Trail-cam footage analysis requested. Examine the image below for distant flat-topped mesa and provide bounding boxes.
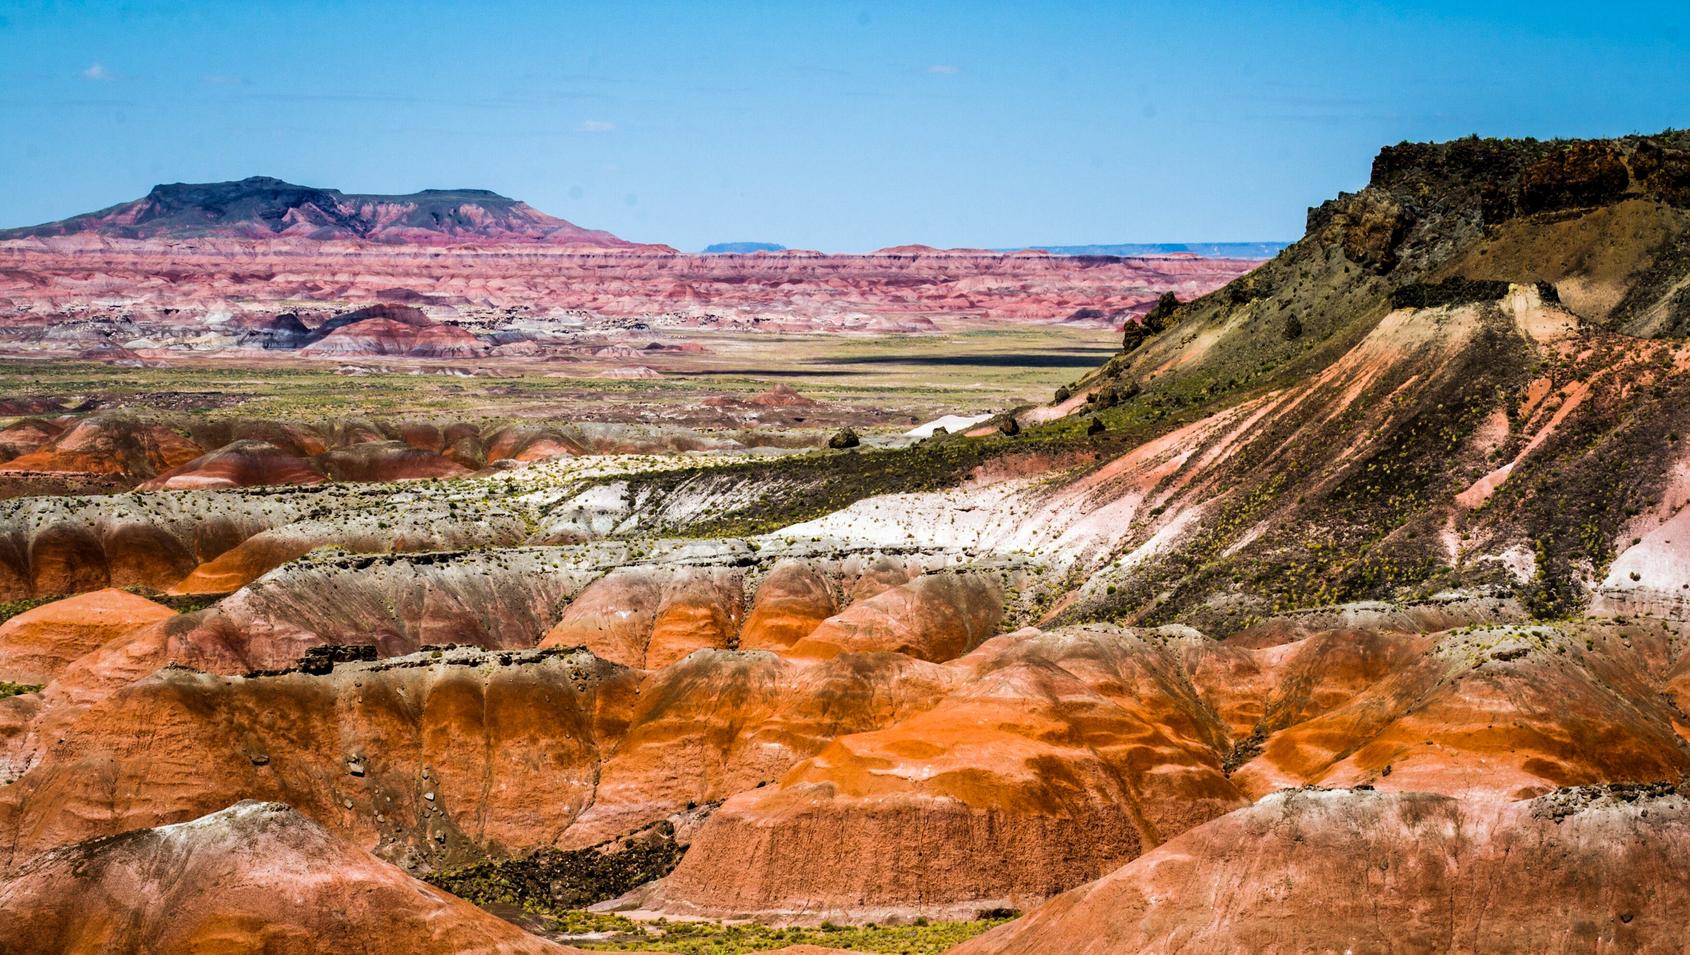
[0,176,645,247]
[0,184,1262,331]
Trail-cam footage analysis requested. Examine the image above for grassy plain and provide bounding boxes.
[0,321,1116,430]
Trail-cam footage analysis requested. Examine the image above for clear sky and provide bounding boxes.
[1,1,1686,250]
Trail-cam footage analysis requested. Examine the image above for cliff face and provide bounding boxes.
[1125,132,1690,387]
[1305,132,1690,327]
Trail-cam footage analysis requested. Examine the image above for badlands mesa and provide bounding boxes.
[0,175,1252,345]
[3,130,1690,955]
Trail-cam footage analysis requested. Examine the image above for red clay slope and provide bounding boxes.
[0,800,578,955]
[951,786,1690,955]
[0,589,175,686]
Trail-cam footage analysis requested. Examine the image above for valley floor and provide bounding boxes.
[0,321,1114,433]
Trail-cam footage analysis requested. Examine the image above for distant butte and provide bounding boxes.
[0,180,1261,334]
[0,176,653,248]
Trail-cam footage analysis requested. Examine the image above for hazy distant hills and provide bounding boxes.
[706,243,1284,258]
[1010,242,1289,258]
[702,241,788,253]
[701,240,1287,258]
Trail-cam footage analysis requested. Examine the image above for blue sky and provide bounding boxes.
[0,1,1686,250]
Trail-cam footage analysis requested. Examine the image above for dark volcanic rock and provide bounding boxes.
[297,643,378,675]
[827,428,860,449]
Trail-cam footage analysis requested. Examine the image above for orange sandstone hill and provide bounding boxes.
[0,589,174,686]
[949,786,1690,955]
[0,801,580,955]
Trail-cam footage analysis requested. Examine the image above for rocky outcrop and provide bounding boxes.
[1007,131,1690,631]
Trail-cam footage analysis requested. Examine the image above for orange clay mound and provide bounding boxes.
[786,572,1004,663]
[0,419,65,463]
[646,569,745,668]
[152,550,586,675]
[561,647,955,847]
[0,413,201,480]
[319,440,469,481]
[0,589,174,685]
[8,518,203,598]
[138,439,327,490]
[540,567,743,669]
[632,617,1690,922]
[166,529,319,595]
[0,639,958,870]
[300,312,489,359]
[484,424,588,462]
[951,786,1690,955]
[0,800,574,955]
[0,646,639,870]
[738,560,839,652]
[642,626,1245,922]
[1227,623,1690,800]
[539,568,664,666]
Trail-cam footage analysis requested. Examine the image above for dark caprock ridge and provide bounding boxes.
[0,176,636,246]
